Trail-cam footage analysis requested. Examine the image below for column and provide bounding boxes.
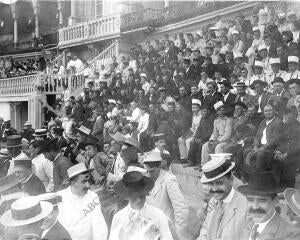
[33,0,40,38]
[69,0,76,25]
[10,2,18,44]
[57,0,63,27]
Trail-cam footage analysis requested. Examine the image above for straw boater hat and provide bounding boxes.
[214,101,224,111]
[114,171,154,198]
[284,188,300,216]
[238,171,283,196]
[143,151,162,163]
[65,163,93,183]
[123,136,140,149]
[0,196,53,227]
[200,153,234,183]
[151,133,166,142]
[14,153,32,168]
[234,82,248,88]
[24,121,32,126]
[33,129,47,137]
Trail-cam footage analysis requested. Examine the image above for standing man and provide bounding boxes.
[238,171,300,240]
[57,163,108,240]
[110,171,174,240]
[13,152,46,196]
[143,151,189,239]
[198,154,248,240]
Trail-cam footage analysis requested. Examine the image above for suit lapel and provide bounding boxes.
[258,213,280,240]
[150,171,164,197]
[218,191,238,234]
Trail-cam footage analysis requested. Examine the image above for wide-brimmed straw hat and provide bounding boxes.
[0,196,53,227]
[284,188,300,217]
[114,171,154,198]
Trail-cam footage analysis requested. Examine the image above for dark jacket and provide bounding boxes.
[42,221,72,240]
[21,174,46,196]
[53,154,73,191]
[254,91,274,113]
[194,113,215,142]
[253,116,284,147]
[223,92,237,117]
[203,91,223,110]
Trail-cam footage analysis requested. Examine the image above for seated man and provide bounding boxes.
[178,99,201,162]
[186,104,214,167]
[201,101,233,166]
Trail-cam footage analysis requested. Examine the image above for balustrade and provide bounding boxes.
[0,74,85,96]
[58,14,121,46]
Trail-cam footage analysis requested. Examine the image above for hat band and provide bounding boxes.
[204,161,232,179]
[11,203,42,220]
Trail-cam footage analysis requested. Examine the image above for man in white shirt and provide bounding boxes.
[140,73,151,95]
[57,163,108,240]
[32,142,54,192]
[110,171,174,240]
[238,171,300,240]
[73,55,84,73]
[125,101,141,122]
[178,99,202,162]
[284,56,300,82]
[266,58,287,87]
[137,105,149,143]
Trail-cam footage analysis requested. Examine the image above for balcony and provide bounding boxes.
[0,73,85,98]
[58,14,121,48]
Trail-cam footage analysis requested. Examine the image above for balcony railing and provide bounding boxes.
[120,8,163,32]
[0,74,85,96]
[161,1,241,25]
[58,14,121,47]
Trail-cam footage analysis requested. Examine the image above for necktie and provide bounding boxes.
[250,223,259,240]
[210,200,224,239]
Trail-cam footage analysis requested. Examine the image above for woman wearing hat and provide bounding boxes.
[109,171,174,240]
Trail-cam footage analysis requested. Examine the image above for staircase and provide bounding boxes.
[86,39,119,73]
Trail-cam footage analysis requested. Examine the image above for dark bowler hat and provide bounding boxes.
[250,80,268,90]
[6,135,23,148]
[234,82,248,88]
[271,77,285,85]
[152,133,166,142]
[218,79,233,89]
[52,127,64,135]
[238,171,283,196]
[0,174,21,193]
[114,171,154,198]
[37,138,58,155]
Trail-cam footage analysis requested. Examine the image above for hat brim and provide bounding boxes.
[284,188,300,217]
[0,180,21,193]
[63,169,94,185]
[200,162,235,183]
[114,177,154,198]
[0,201,53,227]
[6,144,23,148]
[238,184,284,196]
[250,81,268,90]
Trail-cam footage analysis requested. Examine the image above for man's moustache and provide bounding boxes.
[248,208,266,214]
[210,190,224,194]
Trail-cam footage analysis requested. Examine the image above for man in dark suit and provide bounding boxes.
[183,58,195,81]
[40,193,72,240]
[266,108,300,188]
[234,82,255,106]
[52,127,68,149]
[187,104,214,166]
[238,171,300,240]
[146,86,159,104]
[203,81,223,111]
[219,79,236,116]
[282,31,300,57]
[40,139,73,191]
[250,80,274,121]
[13,153,46,196]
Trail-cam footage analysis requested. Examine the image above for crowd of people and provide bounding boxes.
[1,2,300,240]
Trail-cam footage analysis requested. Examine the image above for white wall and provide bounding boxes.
[0,102,11,121]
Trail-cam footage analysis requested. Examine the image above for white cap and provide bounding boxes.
[232,30,239,35]
[287,10,296,17]
[214,101,224,111]
[108,99,116,105]
[288,56,299,63]
[192,99,201,106]
[258,45,267,51]
[270,58,280,65]
[233,52,243,59]
[278,12,286,19]
[252,26,260,32]
[140,73,147,78]
[254,61,264,68]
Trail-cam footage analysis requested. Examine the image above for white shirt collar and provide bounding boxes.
[255,210,276,234]
[223,187,235,204]
[266,116,275,125]
[53,153,61,162]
